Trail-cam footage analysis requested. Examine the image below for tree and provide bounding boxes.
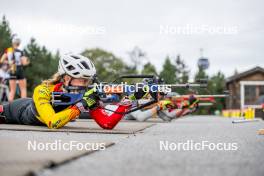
[175,55,189,83]
[24,38,59,96]
[194,69,226,114]
[82,48,133,82]
[208,71,226,112]
[159,56,177,84]
[141,62,157,75]
[127,46,146,72]
[193,65,209,96]
[0,16,12,54]
[208,71,225,94]
[195,66,208,81]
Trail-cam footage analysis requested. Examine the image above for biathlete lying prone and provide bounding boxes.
[105,82,200,122]
[0,54,139,129]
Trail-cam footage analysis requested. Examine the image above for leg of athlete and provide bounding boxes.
[18,79,27,98]
[130,107,157,122]
[1,98,42,125]
[8,79,17,102]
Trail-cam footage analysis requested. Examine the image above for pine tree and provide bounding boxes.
[0,15,12,54]
[159,56,177,84]
[195,66,208,81]
[24,38,59,96]
[175,55,189,83]
[208,71,226,112]
[208,71,225,94]
[193,65,209,96]
[141,62,157,75]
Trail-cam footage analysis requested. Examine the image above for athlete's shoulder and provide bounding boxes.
[14,48,23,53]
[14,48,24,56]
[34,83,54,97]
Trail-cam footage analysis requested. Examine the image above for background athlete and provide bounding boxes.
[0,35,30,102]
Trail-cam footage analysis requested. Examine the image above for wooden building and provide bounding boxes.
[226,66,264,109]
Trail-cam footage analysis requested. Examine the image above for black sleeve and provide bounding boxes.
[20,50,24,57]
[16,49,24,57]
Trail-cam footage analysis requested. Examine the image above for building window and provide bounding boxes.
[244,85,256,105]
[244,85,264,105]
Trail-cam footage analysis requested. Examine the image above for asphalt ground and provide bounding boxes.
[1,115,264,176]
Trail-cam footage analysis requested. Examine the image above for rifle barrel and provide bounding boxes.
[162,84,207,87]
[173,94,229,98]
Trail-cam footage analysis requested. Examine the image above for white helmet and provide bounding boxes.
[12,34,21,44]
[165,92,179,98]
[58,53,96,79]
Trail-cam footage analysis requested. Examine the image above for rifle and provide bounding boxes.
[51,75,157,106]
[51,75,209,114]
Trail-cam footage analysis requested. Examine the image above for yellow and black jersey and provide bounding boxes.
[33,83,80,128]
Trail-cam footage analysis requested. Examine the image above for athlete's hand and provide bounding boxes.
[120,98,132,105]
[128,85,149,100]
[188,95,199,109]
[181,100,189,109]
[82,88,100,109]
[21,56,30,66]
[157,100,173,111]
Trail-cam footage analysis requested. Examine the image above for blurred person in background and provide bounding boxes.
[0,34,30,102]
[0,62,10,102]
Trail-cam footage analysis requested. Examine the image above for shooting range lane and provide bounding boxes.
[0,120,156,134]
[38,116,264,176]
[0,119,157,176]
[78,118,167,123]
[122,118,168,123]
[0,137,114,176]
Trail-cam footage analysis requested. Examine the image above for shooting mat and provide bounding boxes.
[0,120,155,134]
